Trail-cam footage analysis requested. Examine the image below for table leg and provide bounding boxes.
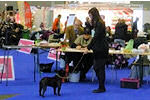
[0,49,6,83]
[33,54,36,82]
[55,51,58,72]
[6,49,9,86]
[139,55,144,86]
[37,48,40,77]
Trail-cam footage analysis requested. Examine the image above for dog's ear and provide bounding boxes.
[48,62,54,66]
[50,62,54,65]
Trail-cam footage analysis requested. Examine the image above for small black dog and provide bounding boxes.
[40,62,54,73]
[39,70,66,97]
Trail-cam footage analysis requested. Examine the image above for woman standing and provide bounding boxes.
[84,7,109,93]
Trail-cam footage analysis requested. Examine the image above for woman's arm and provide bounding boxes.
[87,21,105,50]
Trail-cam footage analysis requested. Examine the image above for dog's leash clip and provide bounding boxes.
[56,73,69,79]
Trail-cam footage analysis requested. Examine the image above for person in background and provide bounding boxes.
[69,27,93,81]
[75,17,83,27]
[132,17,139,35]
[52,14,61,33]
[59,19,84,71]
[106,26,113,43]
[129,32,150,79]
[114,19,128,47]
[64,16,69,33]
[106,26,112,37]
[10,26,22,45]
[0,13,2,23]
[1,11,5,22]
[85,17,92,31]
[40,22,45,30]
[84,7,109,93]
[65,18,84,46]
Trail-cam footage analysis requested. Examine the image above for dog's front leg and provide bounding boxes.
[39,86,42,96]
[57,87,61,96]
[53,87,57,95]
[42,86,47,97]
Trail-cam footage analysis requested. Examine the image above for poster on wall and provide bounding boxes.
[67,14,76,26]
[47,48,60,61]
[111,8,133,31]
[0,56,15,81]
[18,39,34,54]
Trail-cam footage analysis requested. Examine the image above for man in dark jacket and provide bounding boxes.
[10,27,22,45]
[132,17,139,35]
[114,19,128,41]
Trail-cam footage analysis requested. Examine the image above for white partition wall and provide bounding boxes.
[53,6,142,32]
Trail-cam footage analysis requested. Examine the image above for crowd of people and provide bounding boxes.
[51,8,150,93]
[1,7,150,93]
[0,15,23,46]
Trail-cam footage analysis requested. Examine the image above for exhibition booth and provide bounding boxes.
[1,1,150,100]
[12,2,143,32]
[29,2,144,32]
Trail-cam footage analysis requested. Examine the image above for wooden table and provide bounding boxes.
[1,43,61,86]
[2,43,149,86]
[58,47,150,85]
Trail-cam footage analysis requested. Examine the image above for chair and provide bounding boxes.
[106,54,118,83]
[91,64,118,83]
[130,56,150,85]
[110,64,118,83]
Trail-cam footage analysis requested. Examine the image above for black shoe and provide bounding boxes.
[92,88,106,93]
[79,75,86,82]
[79,78,86,82]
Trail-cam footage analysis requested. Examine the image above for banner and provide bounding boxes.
[18,39,34,54]
[0,56,15,81]
[47,48,60,61]
[17,1,32,28]
[24,1,32,28]
[67,14,76,27]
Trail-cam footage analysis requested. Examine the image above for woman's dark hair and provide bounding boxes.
[88,7,104,27]
[84,27,91,35]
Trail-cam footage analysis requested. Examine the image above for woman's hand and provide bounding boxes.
[84,47,88,54]
[76,45,81,50]
[12,35,16,38]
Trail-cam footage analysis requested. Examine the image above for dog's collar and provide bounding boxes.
[56,73,69,79]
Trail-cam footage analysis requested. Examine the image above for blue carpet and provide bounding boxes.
[0,49,150,100]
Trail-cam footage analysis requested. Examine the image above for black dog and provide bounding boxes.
[39,70,66,97]
[40,62,54,73]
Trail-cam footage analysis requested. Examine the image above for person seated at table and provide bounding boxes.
[64,18,84,46]
[129,33,150,79]
[113,19,128,47]
[129,55,150,79]
[10,26,22,45]
[106,26,113,43]
[65,27,93,81]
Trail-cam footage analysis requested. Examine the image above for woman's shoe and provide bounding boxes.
[92,88,106,93]
[79,75,86,82]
